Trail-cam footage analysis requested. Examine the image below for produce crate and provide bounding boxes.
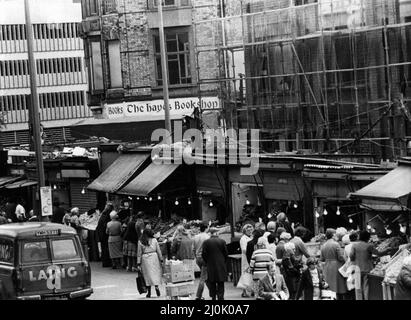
[165,281,195,298]
[163,259,195,284]
[382,281,395,300]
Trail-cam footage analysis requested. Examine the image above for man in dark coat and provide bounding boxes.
[246,229,264,264]
[52,200,66,224]
[202,227,228,300]
[96,202,114,268]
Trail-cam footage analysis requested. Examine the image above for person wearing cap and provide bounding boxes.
[106,210,123,269]
[296,257,327,300]
[202,227,228,300]
[394,256,411,300]
[320,228,347,299]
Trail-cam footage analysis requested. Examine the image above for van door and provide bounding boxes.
[19,239,54,296]
[49,236,88,294]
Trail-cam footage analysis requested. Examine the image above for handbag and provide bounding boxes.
[136,270,147,294]
[237,269,254,290]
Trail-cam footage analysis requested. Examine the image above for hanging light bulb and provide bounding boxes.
[136,197,140,200]
[371,228,376,233]
[128,196,132,200]
[158,195,162,200]
[336,206,341,216]
[385,226,392,235]
[209,200,214,207]
[323,208,328,216]
[315,209,320,218]
[175,199,179,206]
[367,224,372,230]
[149,197,153,202]
[187,198,192,205]
[246,199,250,205]
[349,218,353,224]
[81,187,85,194]
[293,202,298,209]
[53,184,57,190]
[144,197,148,201]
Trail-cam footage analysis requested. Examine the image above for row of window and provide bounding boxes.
[0,23,80,41]
[0,91,88,123]
[0,57,83,76]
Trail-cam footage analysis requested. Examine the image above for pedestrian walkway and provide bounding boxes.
[90,261,254,300]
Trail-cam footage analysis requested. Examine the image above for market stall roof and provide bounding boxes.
[5,179,37,189]
[117,162,179,196]
[87,153,149,193]
[349,165,411,205]
[0,176,24,188]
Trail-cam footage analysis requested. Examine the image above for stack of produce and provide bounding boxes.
[310,233,326,243]
[376,237,402,255]
[370,255,391,277]
[383,247,411,284]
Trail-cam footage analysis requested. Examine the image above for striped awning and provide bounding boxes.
[87,153,149,193]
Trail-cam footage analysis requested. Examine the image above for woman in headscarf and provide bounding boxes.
[106,210,123,269]
[239,223,254,297]
[96,202,114,267]
[137,228,163,298]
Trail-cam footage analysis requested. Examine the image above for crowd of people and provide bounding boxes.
[238,212,411,300]
[1,196,411,300]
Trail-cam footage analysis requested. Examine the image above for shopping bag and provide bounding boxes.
[136,270,147,294]
[338,260,350,278]
[236,271,253,290]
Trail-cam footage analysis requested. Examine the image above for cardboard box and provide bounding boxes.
[163,260,195,283]
[165,281,195,297]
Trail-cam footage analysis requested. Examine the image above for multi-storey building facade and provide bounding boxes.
[79,0,223,143]
[0,0,91,146]
[194,0,411,162]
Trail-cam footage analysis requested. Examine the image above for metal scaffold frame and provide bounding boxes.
[193,0,411,159]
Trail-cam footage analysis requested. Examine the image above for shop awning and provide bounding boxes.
[87,153,149,193]
[0,176,24,188]
[118,162,179,196]
[349,165,411,205]
[5,179,38,189]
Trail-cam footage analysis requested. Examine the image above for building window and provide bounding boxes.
[103,0,117,14]
[154,30,191,86]
[84,0,99,16]
[107,40,122,88]
[90,40,104,91]
[152,0,190,8]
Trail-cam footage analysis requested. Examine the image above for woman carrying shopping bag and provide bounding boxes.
[137,228,163,298]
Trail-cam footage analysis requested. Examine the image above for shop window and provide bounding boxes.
[107,40,122,88]
[154,29,191,86]
[152,0,190,8]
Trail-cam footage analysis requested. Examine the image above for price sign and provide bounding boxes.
[40,186,53,217]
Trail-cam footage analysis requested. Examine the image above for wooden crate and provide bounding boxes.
[165,281,195,297]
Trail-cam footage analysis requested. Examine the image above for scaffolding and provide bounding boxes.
[193,0,411,160]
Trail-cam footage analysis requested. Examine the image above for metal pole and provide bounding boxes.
[158,0,172,144]
[25,0,46,220]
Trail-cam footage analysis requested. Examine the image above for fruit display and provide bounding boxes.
[383,248,411,284]
[370,255,391,277]
[311,233,326,243]
[376,237,402,253]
